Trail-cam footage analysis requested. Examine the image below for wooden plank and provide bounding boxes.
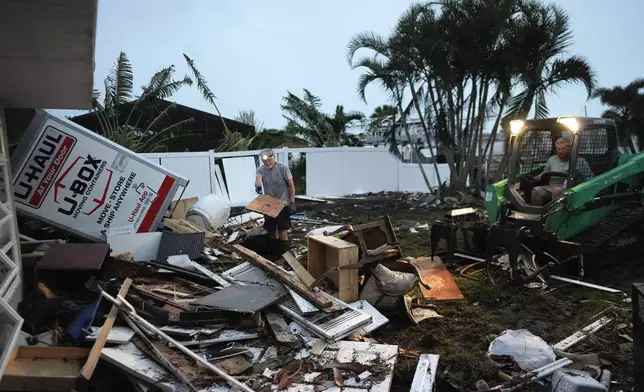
[81,278,132,380]
[307,235,359,302]
[264,310,298,344]
[246,194,285,218]
[411,256,464,301]
[282,251,315,287]
[231,244,337,311]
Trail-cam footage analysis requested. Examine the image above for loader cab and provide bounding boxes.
[505,117,619,214]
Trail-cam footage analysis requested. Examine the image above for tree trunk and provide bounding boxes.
[409,81,443,194]
[394,86,435,196]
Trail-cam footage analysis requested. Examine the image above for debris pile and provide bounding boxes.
[6,194,445,392]
[3,193,635,391]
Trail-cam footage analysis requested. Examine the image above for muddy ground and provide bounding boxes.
[296,192,636,391]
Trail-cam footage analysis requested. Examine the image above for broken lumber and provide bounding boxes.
[264,310,299,344]
[125,317,198,392]
[232,244,336,310]
[282,251,315,287]
[99,290,255,392]
[81,278,132,380]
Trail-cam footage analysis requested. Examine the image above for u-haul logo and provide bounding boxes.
[14,126,77,209]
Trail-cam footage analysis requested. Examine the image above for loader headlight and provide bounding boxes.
[510,120,524,135]
[557,117,579,133]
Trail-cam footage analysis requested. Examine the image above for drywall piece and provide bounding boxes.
[222,157,257,206]
[349,300,389,335]
[410,354,440,392]
[291,339,398,392]
[87,326,135,344]
[107,232,162,262]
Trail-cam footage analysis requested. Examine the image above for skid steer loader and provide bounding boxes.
[430,116,644,285]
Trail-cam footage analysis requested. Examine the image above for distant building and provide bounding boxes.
[69,100,255,152]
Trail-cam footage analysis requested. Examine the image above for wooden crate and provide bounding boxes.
[307,235,359,302]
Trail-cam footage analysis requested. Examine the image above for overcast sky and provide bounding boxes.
[56,0,644,130]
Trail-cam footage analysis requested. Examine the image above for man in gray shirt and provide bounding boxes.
[531,138,593,205]
[255,148,296,258]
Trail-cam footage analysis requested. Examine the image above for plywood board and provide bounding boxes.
[222,157,257,206]
[411,256,464,301]
[246,194,285,218]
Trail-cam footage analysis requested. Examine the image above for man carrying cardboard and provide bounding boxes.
[255,148,296,259]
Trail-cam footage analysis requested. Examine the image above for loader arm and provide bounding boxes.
[565,152,644,212]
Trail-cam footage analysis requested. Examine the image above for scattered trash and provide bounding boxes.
[487,329,557,372]
[6,185,636,392]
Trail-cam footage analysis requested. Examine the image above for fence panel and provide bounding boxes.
[148,147,457,202]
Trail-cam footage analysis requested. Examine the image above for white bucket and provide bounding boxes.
[186,194,231,231]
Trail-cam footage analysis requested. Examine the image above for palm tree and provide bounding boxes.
[324,105,365,147]
[504,1,596,120]
[235,109,264,133]
[89,52,195,152]
[593,78,644,150]
[346,29,437,194]
[281,89,365,147]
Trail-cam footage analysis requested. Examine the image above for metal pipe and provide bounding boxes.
[100,290,256,392]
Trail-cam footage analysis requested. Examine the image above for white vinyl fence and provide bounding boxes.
[142,147,452,207]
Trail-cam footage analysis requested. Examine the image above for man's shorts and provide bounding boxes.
[533,185,561,202]
[263,206,291,233]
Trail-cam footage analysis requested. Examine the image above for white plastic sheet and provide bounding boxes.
[487,329,556,372]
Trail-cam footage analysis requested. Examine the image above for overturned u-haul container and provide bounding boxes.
[10,110,189,242]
